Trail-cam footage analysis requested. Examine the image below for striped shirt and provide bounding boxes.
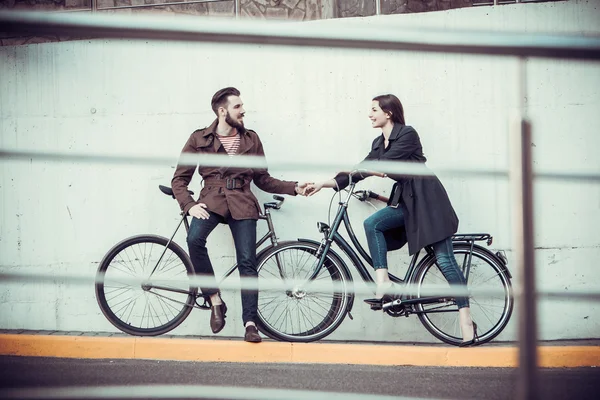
[217,131,240,156]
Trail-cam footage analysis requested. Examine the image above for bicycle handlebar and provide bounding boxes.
[342,169,387,179]
[354,190,389,204]
[364,171,387,178]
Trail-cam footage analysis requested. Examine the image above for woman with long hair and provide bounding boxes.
[305,94,477,346]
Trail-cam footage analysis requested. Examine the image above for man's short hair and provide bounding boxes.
[211,87,241,115]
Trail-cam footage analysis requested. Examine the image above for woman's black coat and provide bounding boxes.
[334,124,459,256]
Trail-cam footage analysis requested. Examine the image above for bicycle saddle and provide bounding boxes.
[264,195,284,210]
[159,185,194,199]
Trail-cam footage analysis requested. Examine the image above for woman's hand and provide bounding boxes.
[304,179,337,196]
[305,181,325,196]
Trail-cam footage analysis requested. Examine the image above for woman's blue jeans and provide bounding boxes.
[363,206,469,309]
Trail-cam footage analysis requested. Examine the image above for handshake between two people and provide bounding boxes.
[296,170,387,197]
[295,179,335,197]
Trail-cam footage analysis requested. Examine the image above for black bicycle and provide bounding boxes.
[95,185,298,337]
[254,170,514,345]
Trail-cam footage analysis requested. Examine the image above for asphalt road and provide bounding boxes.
[0,356,598,400]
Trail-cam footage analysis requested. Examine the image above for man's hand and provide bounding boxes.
[295,182,312,196]
[188,203,210,220]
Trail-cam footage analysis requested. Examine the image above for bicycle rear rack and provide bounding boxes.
[451,233,493,246]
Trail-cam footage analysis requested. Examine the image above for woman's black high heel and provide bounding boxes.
[459,322,478,347]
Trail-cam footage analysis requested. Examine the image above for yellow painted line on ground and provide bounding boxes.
[133,337,293,363]
[0,334,599,368]
[538,346,600,368]
[0,334,135,359]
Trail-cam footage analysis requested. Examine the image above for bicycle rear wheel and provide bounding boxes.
[95,235,196,336]
[414,244,513,346]
[256,241,352,342]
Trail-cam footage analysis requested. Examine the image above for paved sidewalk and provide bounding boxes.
[1,330,599,368]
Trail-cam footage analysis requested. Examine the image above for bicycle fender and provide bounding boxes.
[297,238,356,315]
[456,243,513,279]
[408,242,513,286]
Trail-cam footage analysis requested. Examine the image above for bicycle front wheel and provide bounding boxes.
[95,235,197,336]
[256,241,352,342]
[414,244,513,346]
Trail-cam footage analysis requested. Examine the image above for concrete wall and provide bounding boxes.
[1,0,599,342]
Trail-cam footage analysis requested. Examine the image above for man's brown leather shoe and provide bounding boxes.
[210,302,227,334]
[244,325,262,343]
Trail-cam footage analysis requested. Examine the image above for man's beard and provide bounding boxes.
[225,111,245,133]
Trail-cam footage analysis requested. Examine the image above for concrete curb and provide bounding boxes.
[1,334,599,367]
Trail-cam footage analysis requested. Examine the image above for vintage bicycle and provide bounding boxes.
[95,185,291,336]
[253,170,514,346]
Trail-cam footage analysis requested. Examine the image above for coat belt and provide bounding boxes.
[203,177,247,190]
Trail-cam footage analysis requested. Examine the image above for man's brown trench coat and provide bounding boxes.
[172,120,297,220]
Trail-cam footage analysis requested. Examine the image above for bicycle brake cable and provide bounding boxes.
[327,190,337,227]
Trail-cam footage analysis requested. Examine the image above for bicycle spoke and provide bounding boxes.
[296,308,311,334]
[260,265,282,279]
[126,245,146,276]
[104,285,134,301]
[118,297,137,326]
[153,293,178,324]
[141,242,151,273]
[109,260,138,278]
[154,251,183,277]
[114,250,138,276]
[264,296,290,327]
[302,301,329,323]
[269,304,288,332]
[259,293,287,306]
[112,292,142,322]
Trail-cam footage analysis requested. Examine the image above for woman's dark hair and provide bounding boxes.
[372,94,405,125]
[211,87,240,115]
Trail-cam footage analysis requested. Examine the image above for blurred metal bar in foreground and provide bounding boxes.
[2,269,599,300]
[0,385,417,400]
[2,148,600,182]
[511,58,538,400]
[1,10,600,60]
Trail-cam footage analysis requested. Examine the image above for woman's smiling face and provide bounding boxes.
[368,100,391,129]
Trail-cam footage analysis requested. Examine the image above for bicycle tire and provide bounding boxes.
[95,235,197,336]
[413,244,513,346]
[255,241,352,342]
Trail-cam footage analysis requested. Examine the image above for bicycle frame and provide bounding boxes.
[308,179,419,283]
[147,203,283,297]
[306,176,494,313]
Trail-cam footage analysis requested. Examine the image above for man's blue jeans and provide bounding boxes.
[363,206,469,309]
[187,211,258,325]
